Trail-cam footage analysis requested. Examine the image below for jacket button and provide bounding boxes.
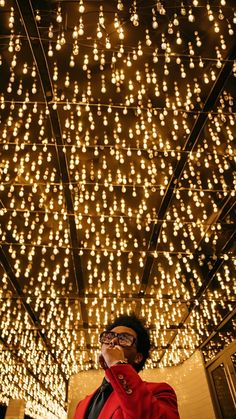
[118,374,124,380]
[126,388,133,394]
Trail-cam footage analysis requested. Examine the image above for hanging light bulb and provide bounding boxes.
[78,0,85,13]
[56,5,62,23]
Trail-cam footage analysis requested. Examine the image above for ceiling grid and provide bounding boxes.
[0,1,235,418]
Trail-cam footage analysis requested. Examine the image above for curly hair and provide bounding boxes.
[106,313,151,372]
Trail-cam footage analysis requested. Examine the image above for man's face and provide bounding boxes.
[102,325,143,368]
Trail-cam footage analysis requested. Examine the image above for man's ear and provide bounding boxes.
[134,352,143,364]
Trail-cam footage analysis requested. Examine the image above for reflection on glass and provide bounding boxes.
[211,363,235,419]
[230,353,236,374]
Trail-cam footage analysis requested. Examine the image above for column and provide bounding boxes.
[5,399,25,419]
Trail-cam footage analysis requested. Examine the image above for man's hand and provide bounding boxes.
[100,344,127,368]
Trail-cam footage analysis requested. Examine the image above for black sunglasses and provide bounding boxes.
[100,331,137,348]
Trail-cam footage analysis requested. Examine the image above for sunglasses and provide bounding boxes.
[99,331,137,348]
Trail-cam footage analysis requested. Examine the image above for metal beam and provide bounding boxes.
[158,229,236,363]
[15,0,86,300]
[1,294,234,302]
[199,305,236,351]
[0,335,66,412]
[0,246,68,386]
[177,195,236,295]
[139,43,236,296]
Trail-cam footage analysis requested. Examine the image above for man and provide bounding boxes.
[74,314,180,418]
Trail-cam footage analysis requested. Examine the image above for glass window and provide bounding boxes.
[211,363,236,419]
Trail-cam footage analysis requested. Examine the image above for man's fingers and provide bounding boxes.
[99,354,108,370]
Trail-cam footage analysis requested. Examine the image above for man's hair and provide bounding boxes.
[106,313,151,372]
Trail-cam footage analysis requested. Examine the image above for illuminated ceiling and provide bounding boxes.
[0,0,235,418]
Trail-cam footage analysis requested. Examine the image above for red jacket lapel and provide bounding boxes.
[99,391,120,419]
[74,390,97,419]
[74,388,120,419]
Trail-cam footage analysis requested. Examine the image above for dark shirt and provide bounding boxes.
[85,378,113,419]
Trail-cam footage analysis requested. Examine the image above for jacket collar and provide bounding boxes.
[98,391,120,418]
[75,384,120,419]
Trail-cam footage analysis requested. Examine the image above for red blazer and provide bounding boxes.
[74,364,180,418]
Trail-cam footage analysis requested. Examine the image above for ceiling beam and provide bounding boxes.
[15,0,89,349]
[0,246,68,387]
[0,335,66,412]
[15,0,86,299]
[139,43,236,297]
[158,228,236,363]
[177,195,236,294]
[1,294,234,302]
[199,305,236,351]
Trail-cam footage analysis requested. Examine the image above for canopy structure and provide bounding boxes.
[0,0,235,418]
